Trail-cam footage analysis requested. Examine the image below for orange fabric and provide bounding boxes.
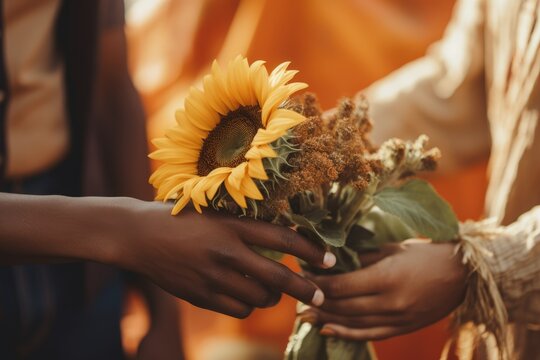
[125,0,489,359]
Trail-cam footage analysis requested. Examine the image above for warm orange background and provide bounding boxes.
[123,0,488,359]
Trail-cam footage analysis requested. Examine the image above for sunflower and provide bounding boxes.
[149,56,308,214]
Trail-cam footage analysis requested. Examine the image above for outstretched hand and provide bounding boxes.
[118,201,335,318]
[302,241,467,340]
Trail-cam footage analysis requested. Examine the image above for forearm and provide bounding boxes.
[0,192,133,265]
[96,20,153,201]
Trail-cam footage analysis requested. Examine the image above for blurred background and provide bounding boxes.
[120,0,488,359]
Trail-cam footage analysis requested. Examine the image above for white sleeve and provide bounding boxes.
[364,0,491,171]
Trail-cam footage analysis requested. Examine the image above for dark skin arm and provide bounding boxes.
[0,193,334,316]
[94,4,152,201]
[302,241,467,340]
[94,6,176,356]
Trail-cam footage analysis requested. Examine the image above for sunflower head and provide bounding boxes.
[149,56,308,214]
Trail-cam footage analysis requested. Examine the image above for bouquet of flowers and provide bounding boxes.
[149,56,459,360]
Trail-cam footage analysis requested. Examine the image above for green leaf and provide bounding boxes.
[304,209,331,223]
[332,246,361,273]
[373,179,458,241]
[353,209,417,250]
[291,214,348,248]
[284,321,326,360]
[326,338,373,360]
[345,225,376,251]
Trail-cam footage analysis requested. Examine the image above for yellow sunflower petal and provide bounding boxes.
[165,127,203,149]
[284,82,308,97]
[202,167,233,199]
[250,61,270,106]
[193,202,203,214]
[228,162,248,191]
[271,69,299,88]
[268,61,291,87]
[156,173,193,200]
[241,176,264,200]
[249,60,266,103]
[203,74,229,115]
[148,147,201,164]
[251,128,286,146]
[266,112,306,133]
[149,164,197,187]
[150,137,171,148]
[211,60,239,110]
[244,144,277,159]
[260,86,289,126]
[152,137,201,153]
[267,108,306,124]
[184,177,207,214]
[173,177,199,213]
[247,158,268,180]
[191,179,209,207]
[163,181,187,201]
[206,172,229,200]
[185,87,220,131]
[171,193,192,215]
[224,177,247,208]
[227,56,252,106]
[175,110,208,139]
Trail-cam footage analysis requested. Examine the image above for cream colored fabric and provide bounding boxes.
[364,0,540,358]
[483,207,540,325]
[3,0,69,179]
[455,210,540,359]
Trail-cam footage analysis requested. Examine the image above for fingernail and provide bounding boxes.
[323,252,336,268]
[320,326,336,336]
[311,289,325,306]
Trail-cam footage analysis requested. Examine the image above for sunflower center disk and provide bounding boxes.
[197,106,262,176]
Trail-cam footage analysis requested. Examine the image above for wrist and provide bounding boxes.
[93,197,145,269]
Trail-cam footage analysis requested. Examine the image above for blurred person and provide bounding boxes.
[0,1,335,359]
[305,0,540,358]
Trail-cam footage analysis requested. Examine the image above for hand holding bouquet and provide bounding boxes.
[149,56,459,360]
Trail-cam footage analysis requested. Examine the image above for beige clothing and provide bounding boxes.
[365,0,540,358]
[3,0,69,179]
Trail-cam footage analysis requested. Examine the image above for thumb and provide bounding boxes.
[358,243,403,267]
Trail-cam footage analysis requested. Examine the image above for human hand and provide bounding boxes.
[302,241,467,340]
[115,199,335,318]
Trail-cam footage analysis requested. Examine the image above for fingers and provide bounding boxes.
[202,293,254,319]
[308,267,385,299]
[209,269,278,308]
[232,248,325,306]
[300,308,403,329]
[236,219,336,269]
[319,324,408,341]
[316,296,391,316]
